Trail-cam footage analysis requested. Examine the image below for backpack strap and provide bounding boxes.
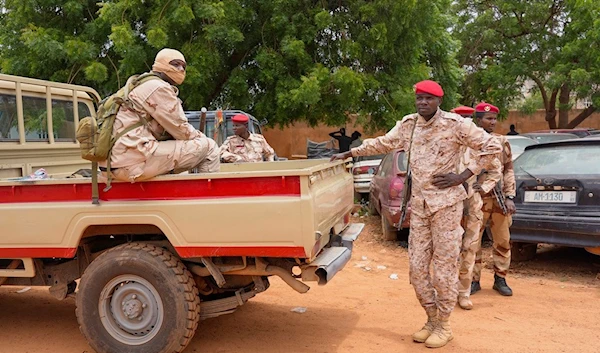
[95,72,162,198]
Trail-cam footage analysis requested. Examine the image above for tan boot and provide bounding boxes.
[458,294,473,310]
[424,319,454,348]
[412,313,437,343]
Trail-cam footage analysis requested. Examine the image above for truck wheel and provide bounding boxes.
[381,215,398,241]
[511,242,537,262]
[76,243,200,353]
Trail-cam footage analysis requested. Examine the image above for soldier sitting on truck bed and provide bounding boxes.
[103,48,220,183]
[220,114,275,163]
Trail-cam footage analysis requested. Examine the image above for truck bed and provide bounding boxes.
[0,159,354,261]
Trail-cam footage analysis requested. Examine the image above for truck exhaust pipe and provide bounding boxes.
[301,247,352,285]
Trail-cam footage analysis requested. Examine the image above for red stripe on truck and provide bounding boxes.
[175,246,307,258]
[0,247,77,258]
[0,246,306,259]
[0,176,301,203]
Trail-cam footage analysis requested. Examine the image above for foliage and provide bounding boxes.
[0,0,460,131]
[453,0,600,128]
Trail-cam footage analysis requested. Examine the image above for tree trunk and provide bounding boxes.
[566,106,597,128]
[545,111,557,129]
[544,88,559,129]
[558,84,570,128]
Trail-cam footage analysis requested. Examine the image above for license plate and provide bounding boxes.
[523,191,577,203]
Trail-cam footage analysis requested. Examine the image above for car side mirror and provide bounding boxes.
[396,170,407,176]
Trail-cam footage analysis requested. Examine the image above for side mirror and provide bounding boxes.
[259,118,268,126]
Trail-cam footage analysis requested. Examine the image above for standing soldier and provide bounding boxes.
[470,102,516,297]
[220,114,275,163]
[452,106,502,310]
[331,81,502,348]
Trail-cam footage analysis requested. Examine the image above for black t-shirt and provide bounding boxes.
[333,135,353,152]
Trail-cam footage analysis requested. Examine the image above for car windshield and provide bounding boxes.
[514,145,600,176]
[508,138,537,156]
[356,154,385,162]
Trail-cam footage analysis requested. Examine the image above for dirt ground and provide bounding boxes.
[1,215,599,353]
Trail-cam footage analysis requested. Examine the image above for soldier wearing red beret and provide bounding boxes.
[468,103,516,299]
[220,114,275,163]
[451,106,475,118]
[332,80,502,348]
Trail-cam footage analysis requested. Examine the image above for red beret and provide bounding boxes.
[475,102,499,114]
[231,114,249,123]
[414,80,444,97]
[451,106,475,116]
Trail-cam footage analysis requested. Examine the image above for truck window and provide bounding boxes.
[0,93,91,142]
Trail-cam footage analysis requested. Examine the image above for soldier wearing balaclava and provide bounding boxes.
[99,48,220,183]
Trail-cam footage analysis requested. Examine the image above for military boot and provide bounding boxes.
[493,274,513,296]
[424,319,454,348]
[458,294,473,310]
[412,309,437,343]
[470,281,481,295]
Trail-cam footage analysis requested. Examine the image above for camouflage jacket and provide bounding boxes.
[220,133,275,163]
[351,109,502,214]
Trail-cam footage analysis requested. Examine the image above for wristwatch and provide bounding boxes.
[506,195,515,200]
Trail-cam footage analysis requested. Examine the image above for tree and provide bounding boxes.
[0,0,460,130]
[454,0,600,128]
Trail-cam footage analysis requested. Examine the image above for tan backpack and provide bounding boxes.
[76,72,162,204]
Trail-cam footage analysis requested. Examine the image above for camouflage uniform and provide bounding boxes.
[220,133,275,163]
[351,109,502,320]
[457,143,501,297]
[106,78,220,183]
[473,134,516,280]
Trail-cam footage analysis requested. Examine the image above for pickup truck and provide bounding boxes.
[0,159,362,353]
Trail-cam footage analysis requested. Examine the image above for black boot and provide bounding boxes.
[470,281,481,295]
[493,274,513,296]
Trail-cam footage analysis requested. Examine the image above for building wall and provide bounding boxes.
[263,109,600,159]
[495,109,600,134]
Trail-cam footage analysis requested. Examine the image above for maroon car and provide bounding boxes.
[368,150,410,240]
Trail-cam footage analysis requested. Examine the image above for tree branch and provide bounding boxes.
[529,75,549,109]
[566,106,596,128]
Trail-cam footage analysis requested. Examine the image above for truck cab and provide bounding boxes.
[0,74,100,178]
[184,110,265,146]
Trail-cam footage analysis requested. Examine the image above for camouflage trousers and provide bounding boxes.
[409,200,463,321]
[473,197,512,281]
[458,193,484,296]
[111,138,220,182]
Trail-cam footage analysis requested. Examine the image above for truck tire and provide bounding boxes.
[76,242,200,353]
[381,215,398,241]
[511,242,537,262]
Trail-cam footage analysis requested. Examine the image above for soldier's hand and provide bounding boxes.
[506,199,516,215]
[330,151,352,162]
[432,173,464,189]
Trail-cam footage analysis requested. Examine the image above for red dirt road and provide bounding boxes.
[1,216,599,353]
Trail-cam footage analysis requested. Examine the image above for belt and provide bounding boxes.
[99,166,120,172]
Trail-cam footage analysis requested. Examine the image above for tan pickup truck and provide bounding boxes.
[0,158,362,353]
